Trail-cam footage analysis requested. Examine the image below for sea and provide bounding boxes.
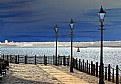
[1,47,121,70]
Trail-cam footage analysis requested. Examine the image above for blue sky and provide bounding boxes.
[0,0,121,42]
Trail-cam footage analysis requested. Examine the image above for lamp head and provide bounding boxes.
[54,24,59,33]
[98,6,106,21]
[70,19,74,29]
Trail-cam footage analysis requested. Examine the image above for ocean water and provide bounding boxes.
[1,47,121,69]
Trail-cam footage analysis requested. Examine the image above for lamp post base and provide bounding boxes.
[70,70,74,73]
[99,81,105,84]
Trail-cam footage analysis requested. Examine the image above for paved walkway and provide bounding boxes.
[1,64,61,84]
[38,65,89,84]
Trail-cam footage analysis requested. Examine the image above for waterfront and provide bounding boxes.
[1,47,121,69]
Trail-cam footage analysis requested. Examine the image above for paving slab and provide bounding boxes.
[39,65,89,84]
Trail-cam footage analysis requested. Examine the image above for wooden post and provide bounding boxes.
[105,67,107,80]
[76,58,78,69]
[93,64,95,76]
[80,61,82,71]
[87,60,88,74]
[79,59,81,71]
[0,64,2,75]
[53,55,55,65]
[85,63,86,73]
[15,56,17,64]
[7,55,9,61]
[89,64,90,74]
[108,64,111,81]
[35,55,36,65]
[25,55,27,64]
[3,54,4,60]
[44,55,47,65]
[10,55,12,63]
[96,62,98,77]
[91,61,93,75]
[67,58,69,66]
[116,65,119,84]
[17,55,19,64]
[83,59,84,72]
[63,56,66,66]
[73,58,75,68]
[44,55,45,65]
[112,68,114,83]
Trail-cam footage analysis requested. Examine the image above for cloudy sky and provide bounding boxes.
[0,0,121,42]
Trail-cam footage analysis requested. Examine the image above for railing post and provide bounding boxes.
[83,59,84,72]
[76,58,78,69]
[0,64,2,76]
[25,55,27,64]
[94,64,95,76]
[112,68,114,83]
[67,58,69,66]
[91,61,93,75]
[85,63,86,73]
[17,55,19,64]
[87,60,88,74]
[3,54,4,60]
[105,67,107,80]
[53,55,55,65]
[44,55,47,65]
[10,55,12,63]
[73,58,75,68]
[91,61,95,76]
[108,64,111,81]
[63,56,66,66]
[116,65,119,84]
[15,56,17,64]
[79,59,81,71]
[7,55,9,61]
[89,63,90,74]
[96,62,98,77]
[35,55,36,65]
[58,55,60,65]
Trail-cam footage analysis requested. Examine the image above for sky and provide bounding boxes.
[0,0,121,42]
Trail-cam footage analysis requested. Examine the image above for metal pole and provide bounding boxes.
[70,29,73,72]
[55,32,58,66]
[99,20,105,84]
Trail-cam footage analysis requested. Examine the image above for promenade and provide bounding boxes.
[1,64,114,84]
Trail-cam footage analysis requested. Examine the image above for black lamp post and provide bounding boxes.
[98,6,106,84]
[69,19,74,72]
[54,24,59,66]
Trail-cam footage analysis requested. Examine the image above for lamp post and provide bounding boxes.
[69,19,74,72]
[98,6,106,84]
[54,24,59,66]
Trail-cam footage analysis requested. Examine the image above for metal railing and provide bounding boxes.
[1,54,121,84]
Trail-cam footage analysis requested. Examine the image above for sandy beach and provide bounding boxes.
[1,64,115,84]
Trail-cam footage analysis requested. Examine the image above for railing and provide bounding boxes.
[72,58,121,84]
[0,59,9,82]
[1,54,121,84]
[1,54,70,66]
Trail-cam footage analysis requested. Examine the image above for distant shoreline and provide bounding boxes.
[1,41,121,48]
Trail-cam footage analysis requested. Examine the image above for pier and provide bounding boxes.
[0,54,119,84]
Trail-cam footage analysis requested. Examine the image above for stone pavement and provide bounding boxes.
[1,64,61,84]
[1,64,115,84]
[38,65,89,84]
